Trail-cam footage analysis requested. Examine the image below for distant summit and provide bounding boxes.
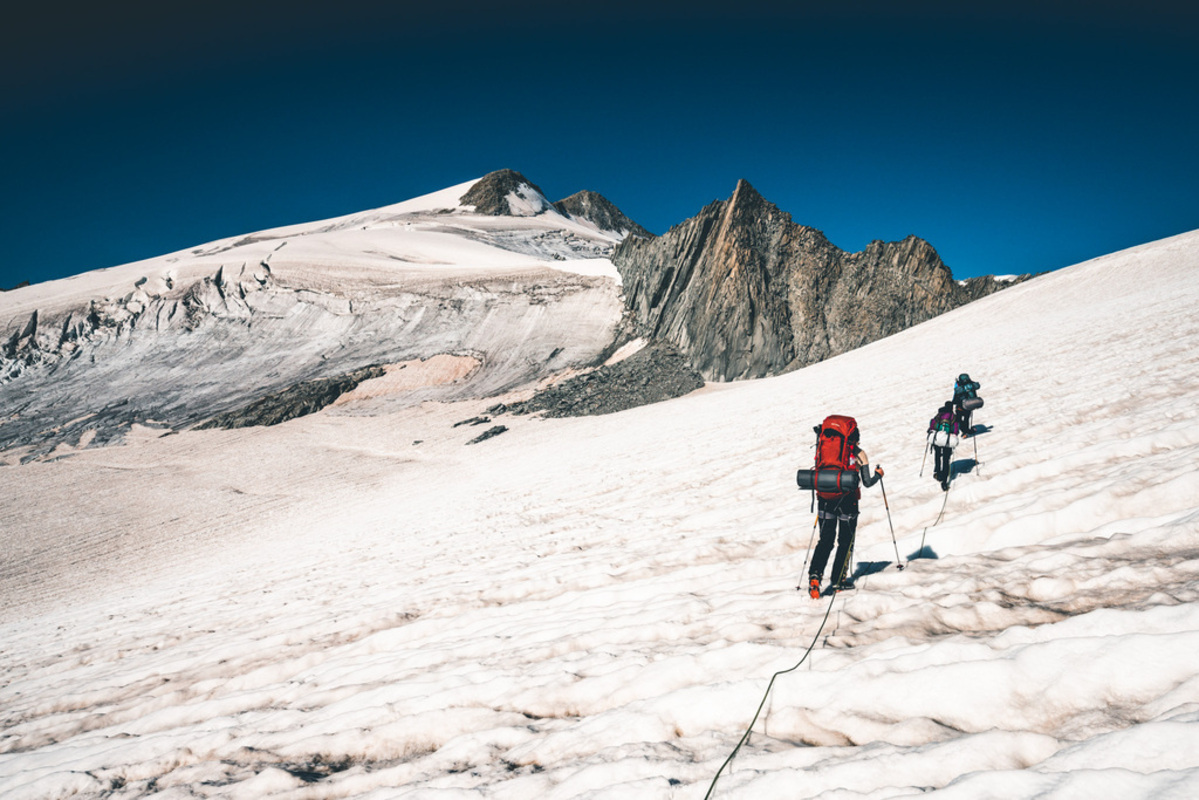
[459,170,650,240]
[459,169,554,216]
[554,190,651,239]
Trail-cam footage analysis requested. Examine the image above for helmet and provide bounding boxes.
[958,373,970,383]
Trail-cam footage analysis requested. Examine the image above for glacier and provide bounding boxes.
[0,177,628,459]
[1,185,1198,798]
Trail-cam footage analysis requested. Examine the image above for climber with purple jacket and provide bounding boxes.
[928,401,960,491]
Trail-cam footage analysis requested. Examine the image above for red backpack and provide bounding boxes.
[814,415,859,499]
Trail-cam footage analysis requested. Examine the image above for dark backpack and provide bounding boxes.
[814,415,858,499]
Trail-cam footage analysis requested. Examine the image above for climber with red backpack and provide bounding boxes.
[798,415,883,599]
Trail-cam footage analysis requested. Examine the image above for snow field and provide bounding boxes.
[1,231,1198,797]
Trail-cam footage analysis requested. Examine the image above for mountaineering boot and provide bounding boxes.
[808,577,821,600]
[941,479,950,491]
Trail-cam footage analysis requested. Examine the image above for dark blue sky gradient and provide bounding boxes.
[3,1,1197,288]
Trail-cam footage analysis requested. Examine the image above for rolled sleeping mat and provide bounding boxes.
[796,468,860,493]
[961,396,984,411]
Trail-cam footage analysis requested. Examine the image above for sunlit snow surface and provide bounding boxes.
[2,230,1199,798]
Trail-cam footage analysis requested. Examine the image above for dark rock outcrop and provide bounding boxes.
[507,341,703,417]
[195,365,386,430]
[459,169,552,216]
[466,425,508,445]
[554,190,652,239]
[613,179,1030,381]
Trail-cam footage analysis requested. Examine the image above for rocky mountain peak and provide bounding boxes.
[459,169,553,216]
[727,178,766,210]
[612,181,1028,381]
[553,190,651,239]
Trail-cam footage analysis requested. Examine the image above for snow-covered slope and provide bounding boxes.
[0,176,628,458]
[1,230,1198,798]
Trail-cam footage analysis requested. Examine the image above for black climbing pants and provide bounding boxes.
[810,494,858,586]
[955,407,973,436]
[933,445,953,483]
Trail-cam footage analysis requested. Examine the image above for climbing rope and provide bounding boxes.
[916,479,951,557]
[702,591,838,800]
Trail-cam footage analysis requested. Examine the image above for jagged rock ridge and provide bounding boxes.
[612,179,1029,381]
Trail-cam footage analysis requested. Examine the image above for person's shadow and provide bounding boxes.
[906,545,939,561]
[952,457,979,475]
[851,560,891,581]
[843,550,939,588]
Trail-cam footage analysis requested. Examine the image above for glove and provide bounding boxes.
[875,466,884,477]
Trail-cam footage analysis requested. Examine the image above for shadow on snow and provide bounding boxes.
[906,545,940,562]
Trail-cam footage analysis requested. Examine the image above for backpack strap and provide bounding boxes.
[811,425,820,512]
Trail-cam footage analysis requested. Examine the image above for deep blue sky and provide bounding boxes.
[3,1,1197,289]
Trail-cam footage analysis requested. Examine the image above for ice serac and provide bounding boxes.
[613,179,1028,381]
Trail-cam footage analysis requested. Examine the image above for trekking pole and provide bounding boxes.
[972,431,981,476]
[879,476,903,569]
[919,435,929,477]
[798,516,819,588]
